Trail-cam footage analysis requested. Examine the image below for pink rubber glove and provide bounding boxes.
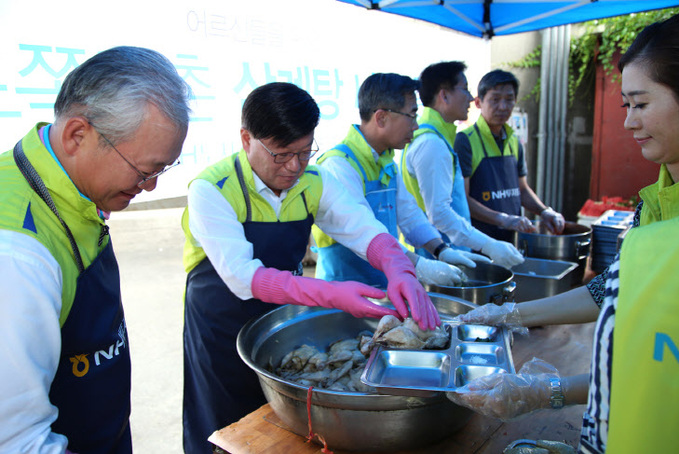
[251,267,400,319]
[366,233,440,330]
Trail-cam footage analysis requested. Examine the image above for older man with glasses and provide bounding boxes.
[313,73,491,290]
[181,81,440,453]
[0,46,190,454]
[91,124,181,188]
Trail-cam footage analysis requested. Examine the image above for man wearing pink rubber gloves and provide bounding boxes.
[181,82,439,453]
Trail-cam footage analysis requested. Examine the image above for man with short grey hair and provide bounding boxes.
[0,46,191,453]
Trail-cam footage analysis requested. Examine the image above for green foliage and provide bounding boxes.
[503,46,541,69]
[500,46,542,103]
[568,32,598,104]
[503,7,679,105]
[570,7,679,100]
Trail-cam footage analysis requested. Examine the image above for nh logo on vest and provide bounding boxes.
[69,322,128,377]
[654,332,679,364]
[484,188,520,201]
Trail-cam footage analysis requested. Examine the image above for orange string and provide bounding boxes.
[305,386,334,454]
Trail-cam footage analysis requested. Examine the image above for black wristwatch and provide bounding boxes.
[433,243,450,260]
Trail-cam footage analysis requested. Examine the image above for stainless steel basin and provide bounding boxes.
[425,262,515,306]
[515,220,592,286]
[237,294,478,452]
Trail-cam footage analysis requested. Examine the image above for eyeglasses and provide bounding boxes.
[376,109,418,121]
[93,127,180,188]
[257,139,319,164]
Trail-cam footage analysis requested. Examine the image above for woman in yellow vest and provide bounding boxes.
[447,13,679,453]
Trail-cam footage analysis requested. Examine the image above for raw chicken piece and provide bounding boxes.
[376,325,426,349]
[368,316,450,352]
[279,344,320,373]
[274,315,450,392]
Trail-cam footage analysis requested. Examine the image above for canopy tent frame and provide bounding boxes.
[338,0,679,211]
[339,0,679,39]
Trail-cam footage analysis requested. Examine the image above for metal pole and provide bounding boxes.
[536,28,550,201]
[556,25,571,213]
[547,27,557,207]
[552,25,565,210]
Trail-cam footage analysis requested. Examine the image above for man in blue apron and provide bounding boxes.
[0,47,191,453]
[401,62,524,269]
[455,70,565,243]
[313,73,490,289]
[182,82,440,453]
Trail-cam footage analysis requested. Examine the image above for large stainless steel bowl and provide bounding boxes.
[237,294,477,452]
[425,262,515,306]
[515,220,592,286]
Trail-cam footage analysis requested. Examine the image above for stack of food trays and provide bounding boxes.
[590,210,634,273]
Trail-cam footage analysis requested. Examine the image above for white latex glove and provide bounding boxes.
[439,247,492,268]
[447,358,559,421]
[456,302,528,335]
[415,257,466,286]
[499,213,537,233]
[540,208,566,235]
[481,239,525,268]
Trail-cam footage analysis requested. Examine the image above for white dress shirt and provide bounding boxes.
[404,133,488,251]
[0,230,69,453]
[187,165,388,300]
[321,149,440,248]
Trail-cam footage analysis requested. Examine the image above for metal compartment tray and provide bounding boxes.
[511,257,578,302]
[361,321,515,397]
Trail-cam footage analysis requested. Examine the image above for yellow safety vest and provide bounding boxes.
[181,150,323,273]
[639,164,679,226]
[312,125,396,248]
[401,107,458,213]
[607,216,679,452]
[458,115,519,177]
[0,124,109,326]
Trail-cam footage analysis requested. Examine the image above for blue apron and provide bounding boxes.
[14,139,131,454]
[50,242,132,454]
[468,124,522,243]
[315,144,396,289]
[414,124,470,258]
[182,159,314,453]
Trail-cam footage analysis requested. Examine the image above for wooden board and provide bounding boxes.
[210,323,595,454]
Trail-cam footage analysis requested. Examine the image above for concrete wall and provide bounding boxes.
[490,30,594,221]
